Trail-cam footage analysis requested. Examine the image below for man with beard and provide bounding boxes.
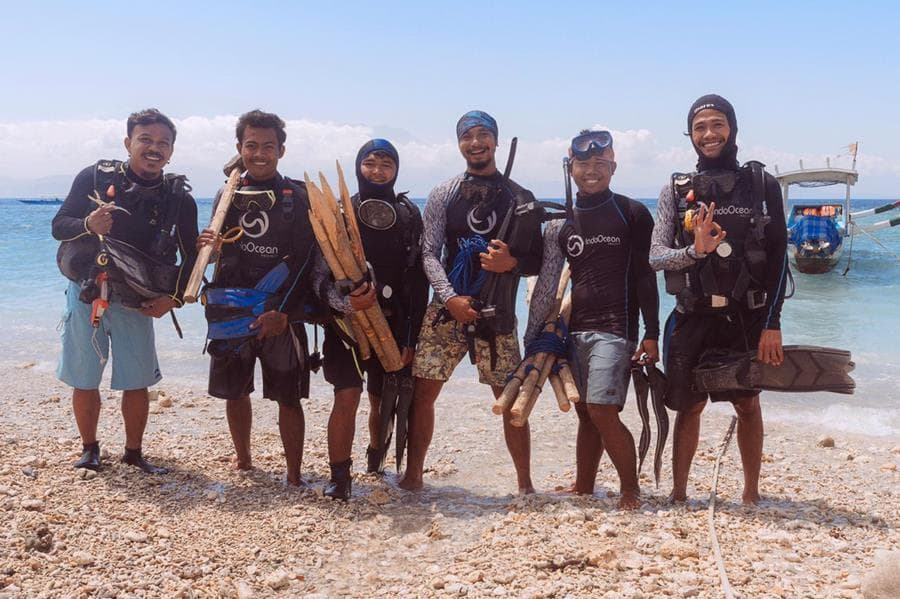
[52,108,198,474]
[525,130,659,509]
[197,110,348,487]
[650,95,788,505]
[400,110,544,493]
[321,139,428,500]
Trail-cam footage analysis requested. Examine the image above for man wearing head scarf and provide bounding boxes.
[400,110,544,493]
[650,94,788,505]
[320,139,429,500]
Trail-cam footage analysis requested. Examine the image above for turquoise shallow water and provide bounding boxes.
[2,197,897,437]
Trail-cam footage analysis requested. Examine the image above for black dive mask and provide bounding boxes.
[233,186,277,212]
[692,171,738,200]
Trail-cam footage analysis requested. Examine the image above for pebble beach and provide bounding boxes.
[1,361,897,598]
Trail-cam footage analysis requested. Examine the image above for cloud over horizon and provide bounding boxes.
[1,116,896,199]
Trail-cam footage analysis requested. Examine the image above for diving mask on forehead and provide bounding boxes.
[358,198,397,230]
[233,186,277,212]
[569,130,613,161]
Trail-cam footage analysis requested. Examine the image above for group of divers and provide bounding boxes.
[52,94,855,509]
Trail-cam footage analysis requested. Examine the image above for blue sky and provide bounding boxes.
[2,0,899,198]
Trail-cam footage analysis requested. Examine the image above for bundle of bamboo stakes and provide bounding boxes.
[304,163,403,373]
[493,265,580,426]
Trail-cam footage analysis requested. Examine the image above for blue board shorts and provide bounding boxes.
[571,331,636,409]
[57,281,162,391]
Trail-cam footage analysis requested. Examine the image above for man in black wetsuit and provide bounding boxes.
[197,110,342,487]
[650,94,788,505]
[526,130,659,509]
[321,139,428,500]
[52,108,199,474]
[400,110,544,493]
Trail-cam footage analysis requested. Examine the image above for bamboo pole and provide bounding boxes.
[493,359,529,414]
[548,373,569,411]
[183,156,242,303]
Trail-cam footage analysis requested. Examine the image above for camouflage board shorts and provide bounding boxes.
[412,300,522,388]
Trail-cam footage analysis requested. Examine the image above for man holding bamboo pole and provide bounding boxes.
[525,130,659,509]
[400,110,544,494]
[197,110,347,487]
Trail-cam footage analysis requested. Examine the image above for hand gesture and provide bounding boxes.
[446,295,479,324]
[349,282,377,312]
[693,202,727,255]
[86,203,117,235]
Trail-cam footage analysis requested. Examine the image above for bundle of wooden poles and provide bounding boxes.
[493,265,580,426]
[304,163,403,372]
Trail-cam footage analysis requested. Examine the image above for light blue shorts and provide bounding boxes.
[571,331,636,408]
[57,281,162,391]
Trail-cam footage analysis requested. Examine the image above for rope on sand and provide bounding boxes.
[708,416,738,599]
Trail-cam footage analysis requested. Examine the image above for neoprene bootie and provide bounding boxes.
[74,441,101,471]
[324,459,352,501]
[366,445,384,474]
[122,447,169,475]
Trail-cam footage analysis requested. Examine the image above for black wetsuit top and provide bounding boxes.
[559,190,660,342]
[353,192,429,349]
[51,164,199,304]
[212,173,319,321]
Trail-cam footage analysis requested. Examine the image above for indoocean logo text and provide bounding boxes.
[239,241,279,256]
[584,234,622,245]
[716,205,753,217]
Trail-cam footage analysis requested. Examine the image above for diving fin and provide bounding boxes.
[374,374,400,474]
[646,364,669,488]
[394,375,415,472]
[694,345,855,395]
[631,365,651,475]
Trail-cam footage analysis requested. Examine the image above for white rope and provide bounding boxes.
[708,416,738,599]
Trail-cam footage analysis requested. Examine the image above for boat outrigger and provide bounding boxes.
[776,143,900,274]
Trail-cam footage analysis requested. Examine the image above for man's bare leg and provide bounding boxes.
[121,388,167,474]
[670,400,706,502]
[367,393,381,448]
[73,388,101,445]
[587,404,640,509]
[493,385,535,494]
[278,402,305,486]
[572,400,604,495]
[733,395,763,505]
[226,395,253,470]
[121,388,149,450]
[327,387,361,464]
[398,377,443,491]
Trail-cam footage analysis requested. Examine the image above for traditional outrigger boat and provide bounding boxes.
[776,144,900,274]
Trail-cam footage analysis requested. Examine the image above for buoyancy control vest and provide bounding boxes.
[354,192,422,330]
[664,161,770,313]
[211,175,324,323]
[444,174,543,335]
[56,159,191,306]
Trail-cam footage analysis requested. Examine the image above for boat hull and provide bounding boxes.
[789,243,844,274]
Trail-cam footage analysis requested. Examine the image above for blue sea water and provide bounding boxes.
[2,197,897,437]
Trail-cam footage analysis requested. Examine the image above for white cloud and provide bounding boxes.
[2,116,898,198]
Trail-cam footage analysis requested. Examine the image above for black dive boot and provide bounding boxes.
[366,446,385,475]
[122,448,169,475]
[74,441,101,471]
[324,459,352,501]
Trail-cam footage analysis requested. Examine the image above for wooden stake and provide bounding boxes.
[183,157,242,303]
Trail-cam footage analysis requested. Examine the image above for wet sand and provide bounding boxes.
[1,363,897,598]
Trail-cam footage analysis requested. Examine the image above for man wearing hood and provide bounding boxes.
[322,139,429,500]
[650,95,788,505]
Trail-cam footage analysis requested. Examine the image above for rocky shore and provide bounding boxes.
[1,365,897,598]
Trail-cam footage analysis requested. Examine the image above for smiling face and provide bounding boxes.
[237,126,285,181]
[124,123,174,179]
[691,108,731,160]
[458,125,498,175]
[569,147,616,195]
[359,151,397,185]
